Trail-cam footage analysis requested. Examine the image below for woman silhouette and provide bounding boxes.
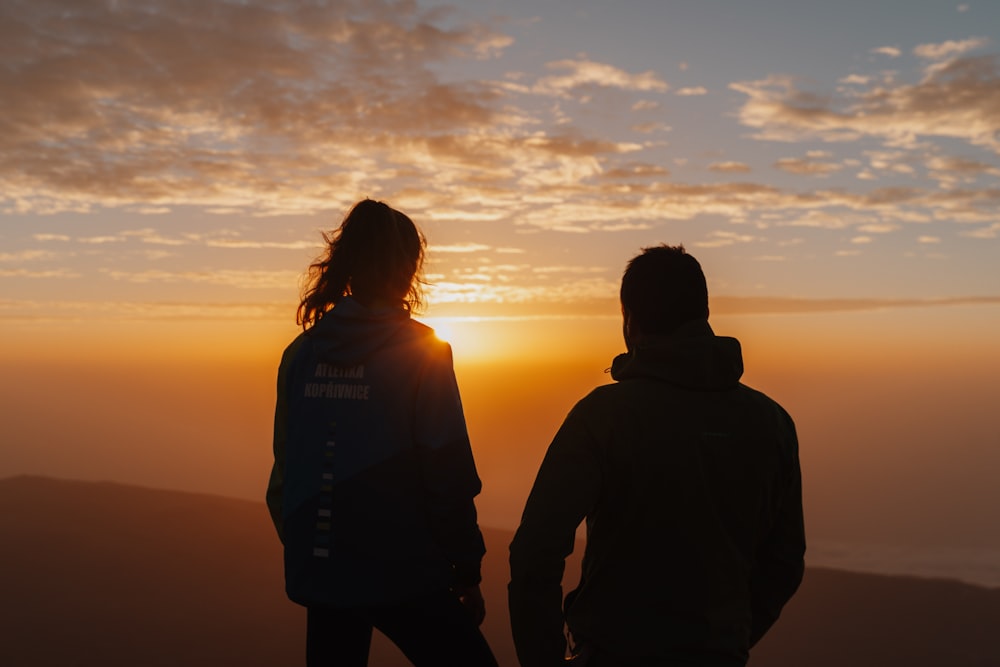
[267,199,497,666]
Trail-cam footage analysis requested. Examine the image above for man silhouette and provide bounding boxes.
[509,245,805,667]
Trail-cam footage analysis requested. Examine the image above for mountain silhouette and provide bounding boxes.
[1,475,997,666]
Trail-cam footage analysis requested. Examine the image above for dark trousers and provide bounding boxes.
[306,588,498,667]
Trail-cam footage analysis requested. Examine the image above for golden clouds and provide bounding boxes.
[774,157,843,176]
[0,0,686,223]
[708,161,752,173]
[732,47,1000,153]
[532,57,669,96]
[0,0,510,214]
[4,1,998,244]
[913,37,989,61]
[100,268,299,290]
[3,2,1000,315]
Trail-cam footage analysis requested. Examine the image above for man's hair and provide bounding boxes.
[620,244,708,335]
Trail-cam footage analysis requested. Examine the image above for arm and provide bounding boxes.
[414,340,486,590]
[509,404,602,667]
[749,409,806,645]
[265,337,303,544]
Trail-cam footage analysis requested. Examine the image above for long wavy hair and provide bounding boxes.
[297,199,425,328]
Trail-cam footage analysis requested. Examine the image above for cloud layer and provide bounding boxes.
[2,2,999,311]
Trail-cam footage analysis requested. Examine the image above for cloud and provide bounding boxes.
[4,17,672,222]
[708,161,752,173]
[961,222,1000,238]
[0,0,514,215]
[774,157,844,176]
[857,222,901,233]
[693,230,760,248]
[204,239,318,250]
[429,242,493,253]
[427,276,618,305]
[631,100,661,111]
[601,163,670,179]
[711,295,1000,315]
[0,268,80,278]
[731,53,1000,152]
[533,56,669,96]
[0,250,58,262]
[100,268,298,290]
[917,235,941,244]
[79,236,126,245]
[531,265,606,275]
[28,226,318,252]
[913,37,989,61]
[0,298,287,322]
[924,154,1000,186]
[630,122,671,134]
[839,74,871,85]
[4,1,999,265]
[925,155,1000,175]
[871,46,902,58]
[675,86,708,96]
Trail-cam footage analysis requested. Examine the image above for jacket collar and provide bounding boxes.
[610,319,744,390]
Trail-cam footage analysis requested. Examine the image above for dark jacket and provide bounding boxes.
[508,320,804,667]
[267,297,486,608]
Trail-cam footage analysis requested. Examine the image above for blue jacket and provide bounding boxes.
[267,298,485,608]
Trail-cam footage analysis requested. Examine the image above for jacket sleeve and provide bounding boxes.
[413,340,486,587]
[265,337,303,544]
[509,402,602,667]
[749,406,806,645]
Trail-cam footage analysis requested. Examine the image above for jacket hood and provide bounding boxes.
[609,319,744,390]
[305,296,414,366]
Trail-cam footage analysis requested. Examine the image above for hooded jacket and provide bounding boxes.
[509,320,804,667]
[267,297,485,608]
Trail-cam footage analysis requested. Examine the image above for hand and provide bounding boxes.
[454,584,486,626]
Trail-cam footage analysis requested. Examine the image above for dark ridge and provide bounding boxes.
[1,476,998,666]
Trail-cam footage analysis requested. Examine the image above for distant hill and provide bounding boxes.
[1,476,998,666]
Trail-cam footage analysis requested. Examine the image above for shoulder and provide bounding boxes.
[738,383,795,424]
[736,384,799,459]
[401,317,438,341]
[279,331,309,366]
[394,317,443,344]
[562,381,622,424]
[391,318,455,363]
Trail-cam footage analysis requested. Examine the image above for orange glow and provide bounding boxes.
[2,304,999,554]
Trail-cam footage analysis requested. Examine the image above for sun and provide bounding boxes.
[428,320,457,344]
[418,316,495,360]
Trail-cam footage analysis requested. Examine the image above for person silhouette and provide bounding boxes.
[267,199,498,667]
[509,244,805,667]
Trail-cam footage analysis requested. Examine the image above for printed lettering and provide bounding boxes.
[303,382,371,400]
[314,363,365,379]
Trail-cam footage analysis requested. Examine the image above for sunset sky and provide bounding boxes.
[2,0,999,586]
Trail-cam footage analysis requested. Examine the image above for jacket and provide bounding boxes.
[508,320,805,667]
[267,297,486,608]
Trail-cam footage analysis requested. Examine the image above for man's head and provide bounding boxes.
[620,244,709,345]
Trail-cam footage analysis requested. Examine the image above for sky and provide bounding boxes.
[2,0,999,586]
